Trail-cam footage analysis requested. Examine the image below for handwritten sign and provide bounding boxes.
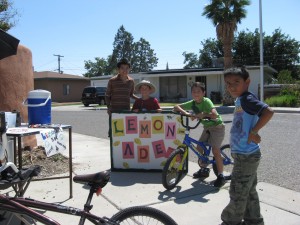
[110,113,184,171]
[40,129,66,157]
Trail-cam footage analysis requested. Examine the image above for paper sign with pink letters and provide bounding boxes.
[110,113,185,170]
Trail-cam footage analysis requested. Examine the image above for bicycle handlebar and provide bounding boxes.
[171,111,212,130]
[173,113,201,130]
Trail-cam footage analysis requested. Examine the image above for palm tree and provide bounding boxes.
[203,0,250,105]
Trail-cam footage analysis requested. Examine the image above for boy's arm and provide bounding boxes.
[131,94,139,100]
[130,80,139,100]
[196,108,218,119]
[248,107,274,144]
[174,105,189,115]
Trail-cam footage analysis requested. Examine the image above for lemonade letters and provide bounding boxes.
[111,113,183,170]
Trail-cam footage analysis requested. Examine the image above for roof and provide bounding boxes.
[140,67,224,74]
[34,71,89,80]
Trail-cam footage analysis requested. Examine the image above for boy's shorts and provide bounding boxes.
[199,124,225,148]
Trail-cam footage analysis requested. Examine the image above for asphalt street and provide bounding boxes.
[52,106,300,192]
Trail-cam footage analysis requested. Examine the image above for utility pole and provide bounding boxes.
[53,54,64,74]
[259,0,264,100]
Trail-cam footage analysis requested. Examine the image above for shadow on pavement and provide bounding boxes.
[158,179,220,204]
[110,172,162,186]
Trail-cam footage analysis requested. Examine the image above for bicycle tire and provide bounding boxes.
[0,210,37,225]
[162,147,187,190]
[110,206,178,225]
[212,144,233,179]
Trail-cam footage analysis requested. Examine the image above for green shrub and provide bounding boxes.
[280,84,300,98]
[265,95,298,107]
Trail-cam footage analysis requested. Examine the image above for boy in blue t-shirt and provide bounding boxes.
[220,67,274,225]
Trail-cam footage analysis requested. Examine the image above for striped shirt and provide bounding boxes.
[105,74,135,111]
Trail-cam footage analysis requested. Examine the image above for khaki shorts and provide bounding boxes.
[199,124,225,148]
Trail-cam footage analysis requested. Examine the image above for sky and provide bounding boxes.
[8,0,300,76]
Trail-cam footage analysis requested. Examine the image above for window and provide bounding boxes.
[159,77,187,101]
[63,84,70,95]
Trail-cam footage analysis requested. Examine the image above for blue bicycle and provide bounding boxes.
[162,114,233,190]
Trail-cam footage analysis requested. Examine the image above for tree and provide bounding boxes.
[263,29,300,79]
[199,38,223,68]
[277,70,294,84]
[202,0,250,105]
[83,57,110,77]
[234,29,300,79]
[202,0,250,69]
[233,29,260,66]
[131,38,158,72]
[0,0,18,31]
[84,25,158,76]
[182,51,199,69]
[185,29,300,79]
[107,25,134,73]
[182,38,223,68]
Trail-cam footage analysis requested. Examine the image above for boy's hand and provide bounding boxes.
[190,115,197,121]
[248,132,261,144]
[185,112,197,120]
[195,112,204,119]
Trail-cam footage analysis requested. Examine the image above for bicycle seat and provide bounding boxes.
[73,170,110,188]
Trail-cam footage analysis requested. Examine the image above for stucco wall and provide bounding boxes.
[0,44,36,147]
[0,45,33,122]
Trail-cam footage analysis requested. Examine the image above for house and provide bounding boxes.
[34,71,90,102]
[90,66,276,103]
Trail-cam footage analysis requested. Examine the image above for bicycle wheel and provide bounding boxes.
[162,147,187,190]
[212,144,233,179]
[110,206,178,225]
[0,210,36,225]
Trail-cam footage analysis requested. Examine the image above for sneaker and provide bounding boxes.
[214,174,225,188]
[193,167,210,178]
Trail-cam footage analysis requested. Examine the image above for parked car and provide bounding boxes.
[81,86,107,107]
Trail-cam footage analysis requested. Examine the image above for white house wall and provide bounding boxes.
[248,70,260,96]
[206,74,223,98]
[91,79,109,87]
[89,67,274,102]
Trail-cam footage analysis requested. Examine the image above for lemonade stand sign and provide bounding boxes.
[110,112,185,171]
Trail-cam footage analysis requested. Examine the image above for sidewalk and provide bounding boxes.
[17,133,300,225]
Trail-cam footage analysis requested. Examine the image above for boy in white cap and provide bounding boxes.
[132,80,162,112]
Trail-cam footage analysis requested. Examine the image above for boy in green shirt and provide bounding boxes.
[174,82,226,187]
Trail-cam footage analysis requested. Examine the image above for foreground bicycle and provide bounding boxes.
[0,169,177,225]
[162,114,233,190]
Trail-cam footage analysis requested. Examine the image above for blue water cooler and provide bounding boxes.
[23,90,51,125]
